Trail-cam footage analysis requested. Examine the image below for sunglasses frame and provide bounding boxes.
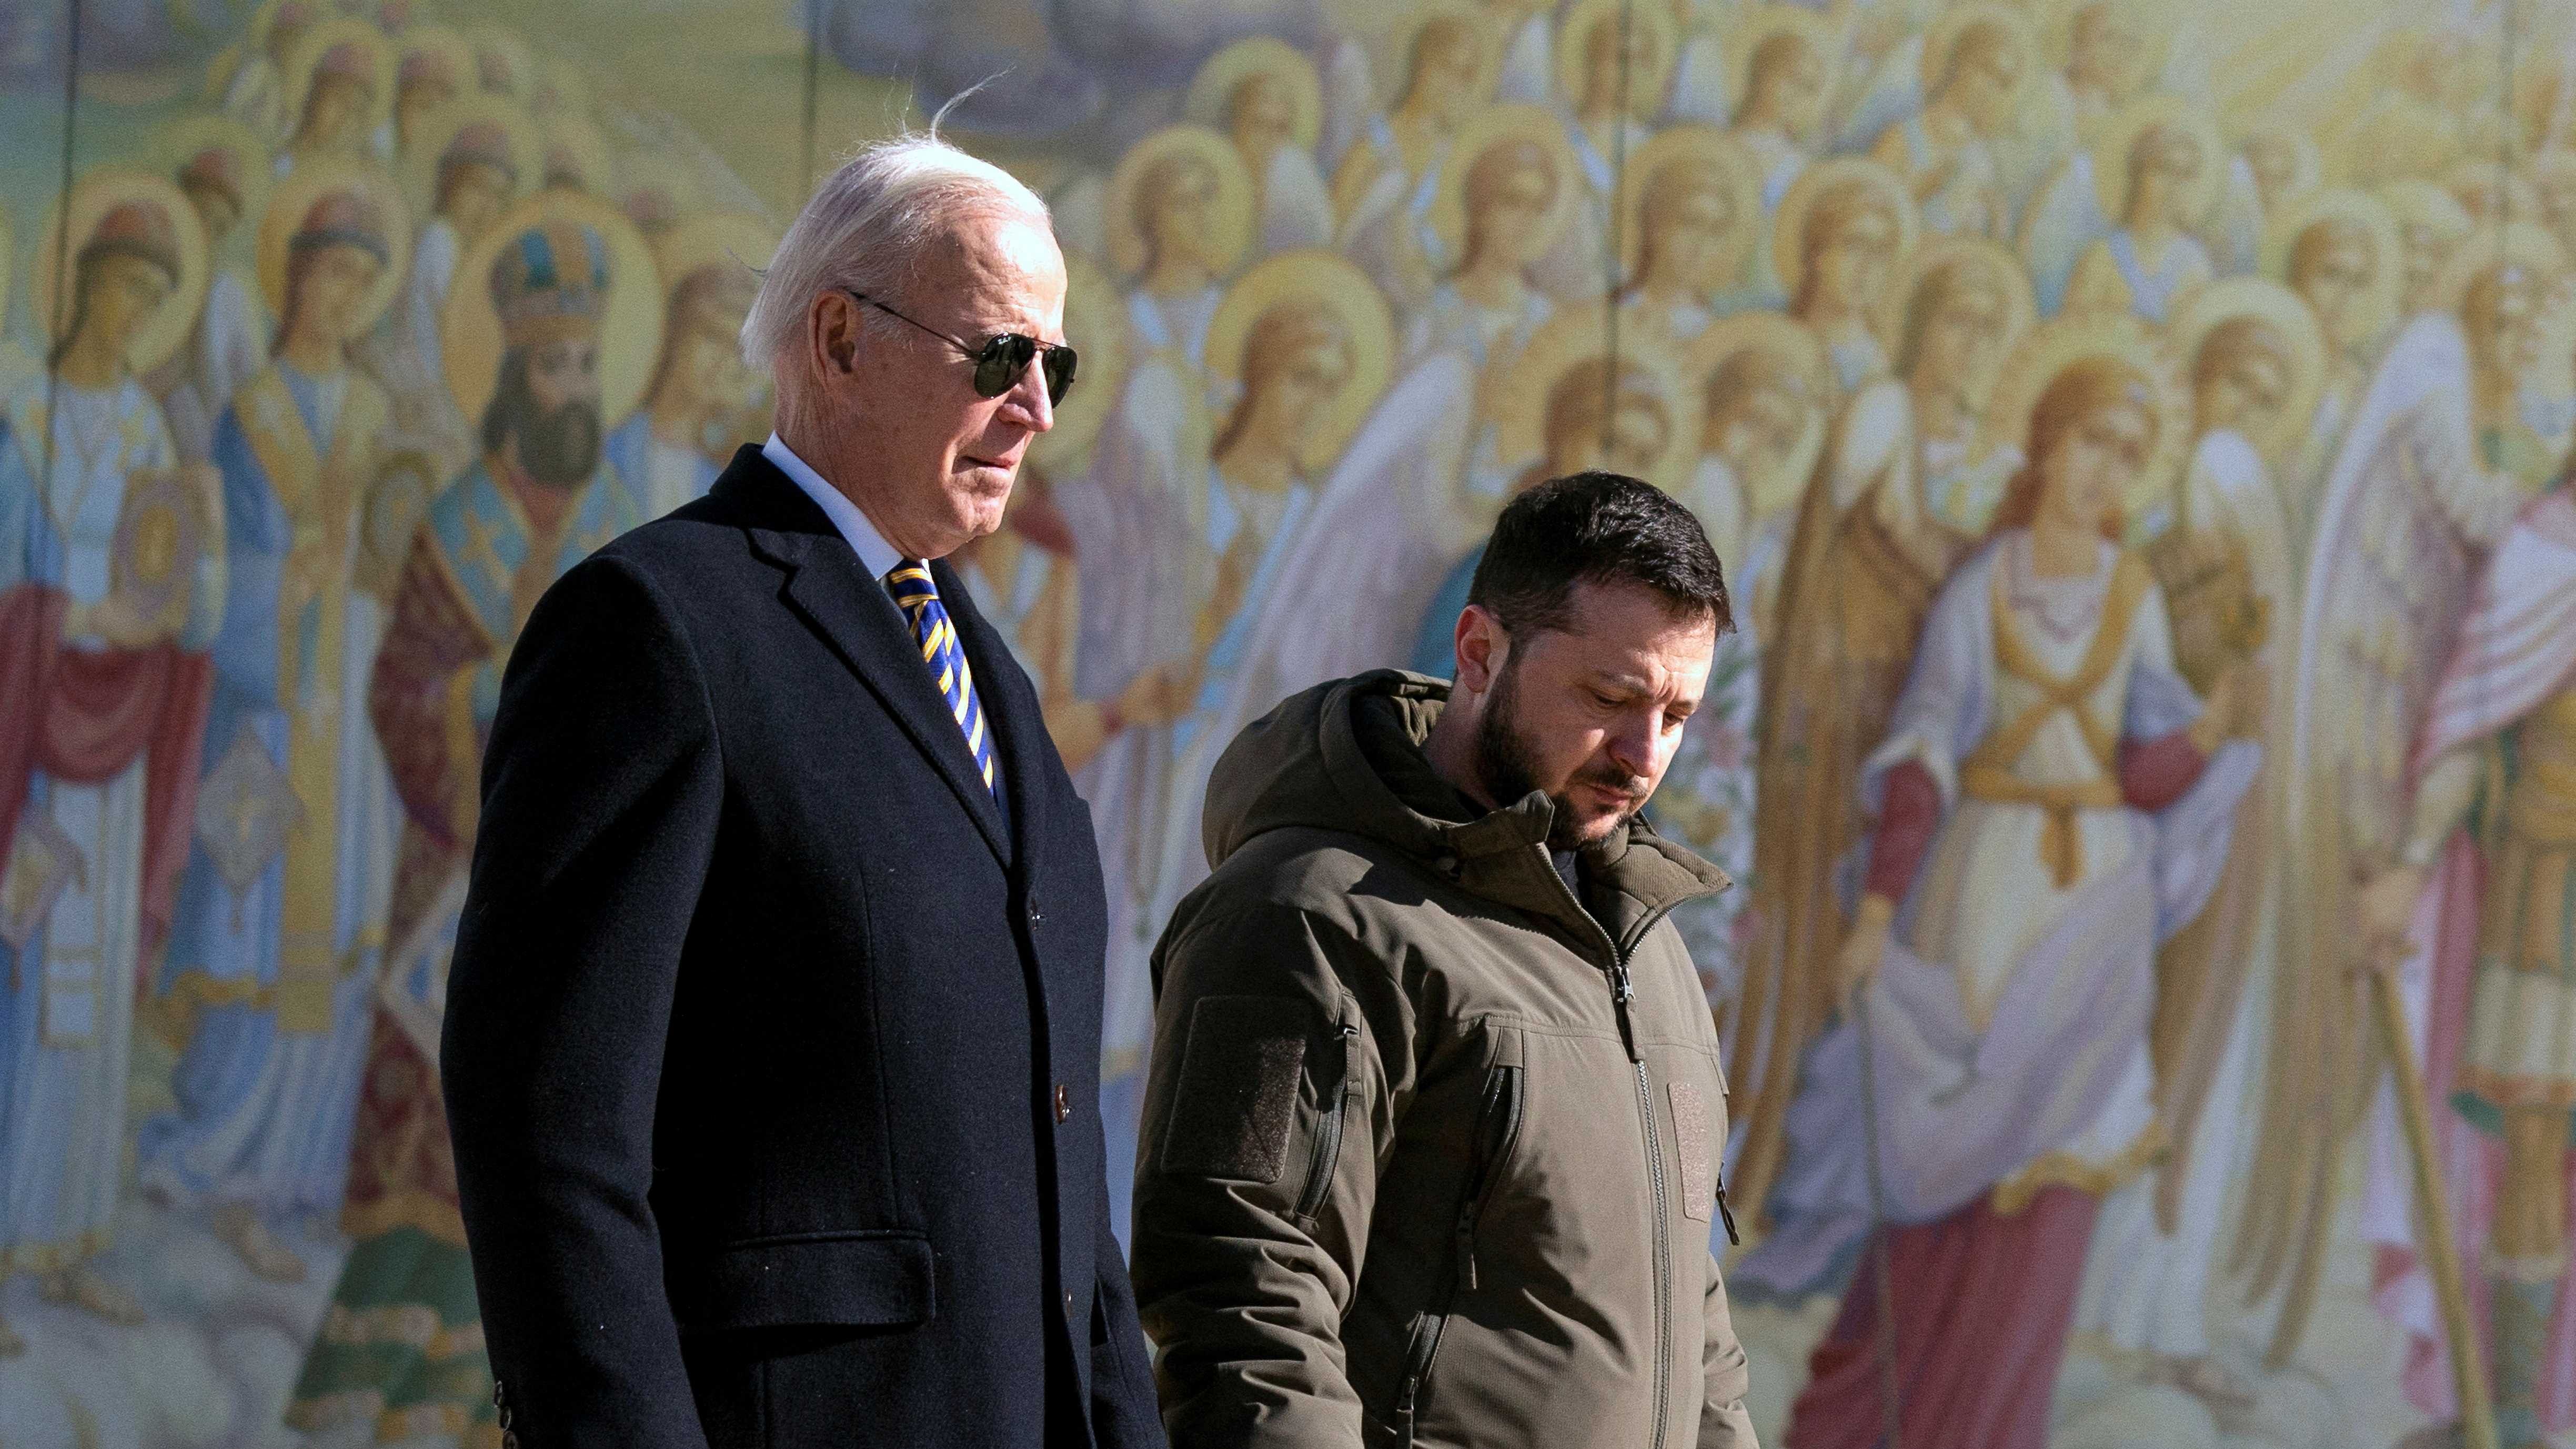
[846,290,1076,405]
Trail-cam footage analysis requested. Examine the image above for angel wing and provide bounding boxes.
[2018,150,2110,317]
[2235,312,2523,1344]
[1054,356,1211,703]
[1135,349,1480,926]
[1829,32,1924,157]
[1320,35,1375,178]
[1260,146,1336,257]
[1667,33,1735,126]
[2205,153,2266,278]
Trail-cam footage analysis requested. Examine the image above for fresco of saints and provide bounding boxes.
[2336,27,2476,187]
[390,24,470,157]
[1774,158,1918,408]
[2077,280,2325,1411]
[0,174,220,1344]
[279,22,394,175]
[1525,0,1678,303]
[1613,125,1762,343]
[2208,125,2322,278]
[212,0,322,148]
[1331,4,1496,313]
[1728,4,1837,216]
[1683,311,1830,639]
[1186,37,1334,260]
[1064,252,1391,1234]
[154,118,275,468]
[607,213,771,520]
[287,201,647,1442]
[1744,341,2260,1449]
[2057,103,2222,326]
[1868,6,2031,242]
[2058,0,2168,142]
[1726,240,2029,1220]
[2385,177,2477,322]
[2265,188,2402,548]
[1408,104,1573,371]
[1108,124,1255,378]
[378,100,537,460]
[136,168,409,1286]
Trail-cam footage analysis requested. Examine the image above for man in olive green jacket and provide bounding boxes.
[1130,473,1759,1448]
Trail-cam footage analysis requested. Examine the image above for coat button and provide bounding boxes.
[1064,1290,1078,1319]
[492,1381,506,1408]
[501,1433,520,1449]
[1053,1083,1072,1123]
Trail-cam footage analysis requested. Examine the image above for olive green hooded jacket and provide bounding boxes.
[1129,671,1758,1448]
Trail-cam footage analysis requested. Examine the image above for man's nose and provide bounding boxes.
[1005,354,1054,431]
[1607,715,1658,779]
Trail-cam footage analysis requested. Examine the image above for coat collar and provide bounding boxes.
[716,447,1014,866]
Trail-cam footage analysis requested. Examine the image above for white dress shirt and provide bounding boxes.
[764,431,906,580]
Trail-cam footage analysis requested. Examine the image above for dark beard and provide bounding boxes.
[519,398,602,486]
[1473,655,1648,852]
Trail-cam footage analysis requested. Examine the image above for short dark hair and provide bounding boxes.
[1466,471,1732,640]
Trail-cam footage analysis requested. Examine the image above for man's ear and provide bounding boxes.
[1454,604,1508,696]
[810,290,862,379]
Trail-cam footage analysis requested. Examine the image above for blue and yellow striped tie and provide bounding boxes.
[886,563,999,796]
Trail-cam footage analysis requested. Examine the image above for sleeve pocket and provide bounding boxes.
[669,1230,936,1332]
[1158,994,1314,1183]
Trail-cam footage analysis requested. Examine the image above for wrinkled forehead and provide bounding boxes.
[919,210,1067,336]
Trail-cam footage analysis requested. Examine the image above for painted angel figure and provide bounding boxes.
[155,123,274,468]
[1742,348,2261,1449]
[1776,158,1919,412]
[1683,318,1828,619]
[1724,242,2030,1223]
[1524,0,1679,303]
[2386,178,2477,322]
[1866,6,2033,243]
[2234,240,2573,1425]
[1730,3,1841,300]
[1613,126,1764,344]
[2265,189,2402,549]
[1186,37,1335,260]
[1404,104,1573,372]
[1109,125,1256,381]
[1332,7,1497,322]
[2056,108,2219,326]
[2206,127,2320,279]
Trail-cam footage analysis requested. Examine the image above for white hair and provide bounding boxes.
[741,128,1051,375]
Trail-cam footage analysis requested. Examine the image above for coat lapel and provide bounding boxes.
[718,451,1012,866]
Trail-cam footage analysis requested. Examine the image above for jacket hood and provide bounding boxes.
[1201,670,1730,928]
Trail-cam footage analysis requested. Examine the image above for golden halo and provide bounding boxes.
[1031,250,1131,477]
[248,0,314,56]
[612,147,705,230]
[2434,221,2570,317]
[462,21,534,100]
[541,114,613,195]
[1373,1,1502,111]
[1615,124,1760,288]
[1184,36,1323,154]
[1977,314,2188,519]
[1727,4,1837,120]
[2039,0,2172,92]
[1771,156,1918,303]
[2233,125,2320,205]
[438,188,663,434]
[157,113,275,231]
[282,18,396,140]
[649,213,774,303]
[2258,187,2401,350]
[1426,103,1580,270]
[393,24,474,102]
[35,168,212,376]
[1688,310,1832,518]
[2089,92,2225,226]
[2443,157,2544,230]
[2378,177,2473,241]
[1887,234,2037,384]
[1105,124,1256,281]
[1554,0,1679,116]
[1921,4,2036,104]
[1485,306,1699,496]
[399,94,541,218]
[256,162,412,335]
[1202,250,1395,474]
[2167,276,2328,462]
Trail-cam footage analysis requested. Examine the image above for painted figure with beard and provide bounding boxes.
[1109,125,1253,379]
[606,215,770,520]
[1614,125,1761,344]
[2062,106,2220,326]
[139,171,407,1291]
[1775,159,1917,410]
[1410,105,1572,372]
[2078,281,2321,1414]
[1187,37,1334,259]
[1748,344,2259,1449]
[1333,7,1496,318]
[279,23,392,175]
[1526,0,1677,304]
[154,119,274,468]
[1870,7,2031,242]
[1685,313,1829,639]
[1728,242,2029,1224]
[0,176,219,1347]
[2266,190,2401,547]
[287,212,639,1444]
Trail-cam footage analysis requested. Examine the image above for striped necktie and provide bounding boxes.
[886,562,999,797]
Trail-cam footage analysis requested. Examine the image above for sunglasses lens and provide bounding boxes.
[1043,345,1076,406]
[974,335,1033,398]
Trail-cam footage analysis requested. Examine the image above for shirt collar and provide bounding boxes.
[764,431,908,581]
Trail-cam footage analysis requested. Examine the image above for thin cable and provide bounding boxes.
[1602,0,1635,457]
[41,0,85,491]
[801,0,823,195]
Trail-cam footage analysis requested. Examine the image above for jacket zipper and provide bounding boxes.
[1294,1013,1361,1223]
[1396,1060,1524,1440]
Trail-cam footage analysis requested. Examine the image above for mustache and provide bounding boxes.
[1572,761,1650,799]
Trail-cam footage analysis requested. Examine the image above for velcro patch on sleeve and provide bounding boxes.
[1669,1079,1715,1222]
[1159,995,1313,1183]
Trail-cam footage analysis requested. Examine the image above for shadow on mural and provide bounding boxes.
[2,0,2575,1444]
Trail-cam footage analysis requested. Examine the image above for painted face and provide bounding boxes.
[1952,34,2026,133]
[2039,398,2151,535]
[83,251,174,366]
[442,159,512,242]
[299,240,384,345]
[1809,203,1897,313]
[1914,277,2008,389]
[2070,4,2144,95]
[2194,340,2290,441]
[1763,40,1829,139]
[398,76,456,144]
[2131,128,2205,227]
[183,181,240,245]
[1229,71,1296,165]
[1712,377,1807,474]
[2292,225,2378,343]
[1584,17,1663,113]
[1474,579,1716,850]
[2400,222,2458,313]
[1253,325,1355,448]
[2245,134,2298,207]
[1144,155,1219,271]
[665,320,738,418]
[1410,23,1485,129]
[1647,180,1737,293]
[300,74,369,150]
[1473,154,1558,265]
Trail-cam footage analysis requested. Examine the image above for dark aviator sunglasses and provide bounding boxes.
[847,290,1077,406]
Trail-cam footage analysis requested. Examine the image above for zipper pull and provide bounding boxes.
[1610,960,1636,1005]
[1607,960,1642,1061]
[1715,1178,1741,1247]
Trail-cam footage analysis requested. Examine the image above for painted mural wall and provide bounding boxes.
[2,0,2574,1445]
